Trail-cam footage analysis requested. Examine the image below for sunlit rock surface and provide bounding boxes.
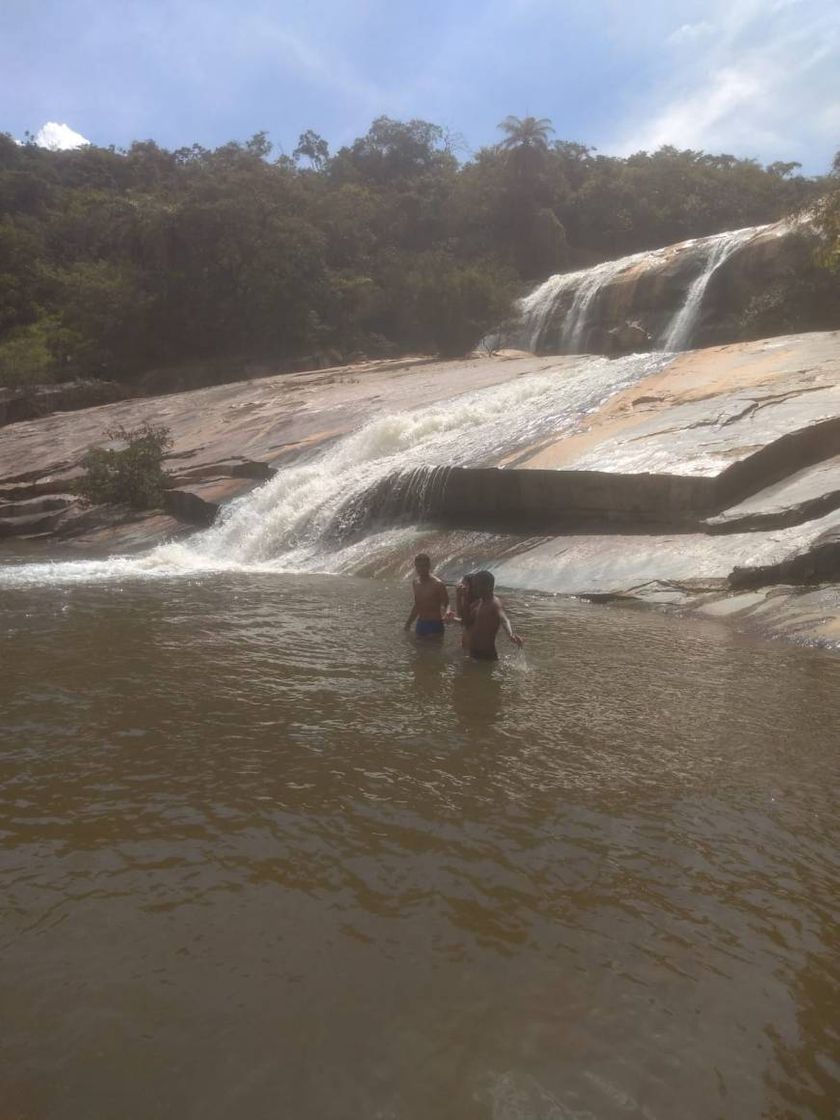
[2,330,840,648]
[517,332,840,478]
[0,353,553,550]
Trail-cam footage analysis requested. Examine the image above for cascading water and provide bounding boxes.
[509,224,770,356]
[660,226,761,351]
[514,248,661,353]
[162,351,673,571]
[0,351,673,588]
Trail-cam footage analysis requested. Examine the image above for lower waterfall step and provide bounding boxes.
[336,465,718,539]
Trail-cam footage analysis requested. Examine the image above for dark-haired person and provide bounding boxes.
[467,570,523,661]
[454,572,479,650]
[404,554,449,638]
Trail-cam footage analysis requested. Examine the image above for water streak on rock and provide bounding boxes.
[662,226,760,351]
[509,223,772,355]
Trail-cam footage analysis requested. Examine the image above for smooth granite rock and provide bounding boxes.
[0,352,555,549]
[4,331,840,650]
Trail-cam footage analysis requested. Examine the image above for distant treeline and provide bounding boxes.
[0,116,835,388]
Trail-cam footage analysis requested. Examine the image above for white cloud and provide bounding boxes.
[33,121,90,150]
[611,0,840,171]
[668,21,713,45]
[628,66,765,152]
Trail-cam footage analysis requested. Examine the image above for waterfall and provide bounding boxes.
[660,226,761,351]
[565,252,657,351]
[162,351,671,570]
[515,248,659,353]
[0,351,673,587]
[510,224,770,356]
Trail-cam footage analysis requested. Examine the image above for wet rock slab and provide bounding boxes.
[0,352,560,551]
[691,585,840,647]
[499,508,840,592]
[520,332,840,479]
[704,455,840,532]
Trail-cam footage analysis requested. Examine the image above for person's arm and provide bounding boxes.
[441,581,451,620]
[452,585,463,623]
[498,602,524,647]
[404,582,418,630]
[454,583,469,622]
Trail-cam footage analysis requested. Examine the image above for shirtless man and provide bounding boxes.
[467,570,523,660]
[454,572,478,650]
[404,554,449,638]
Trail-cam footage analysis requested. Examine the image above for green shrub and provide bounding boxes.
[0,319,57,387]
[77,423,173,509]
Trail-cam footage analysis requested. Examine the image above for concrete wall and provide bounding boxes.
[343,465,719,538]
[437,467,717,530]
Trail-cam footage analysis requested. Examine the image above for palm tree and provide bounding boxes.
[497,115,555,154]
[497,117,560,278]
[497,116,555,189]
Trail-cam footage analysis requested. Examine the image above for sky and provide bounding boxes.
[2,0,838,174]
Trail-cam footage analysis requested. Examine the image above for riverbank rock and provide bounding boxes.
[3,331,840,649]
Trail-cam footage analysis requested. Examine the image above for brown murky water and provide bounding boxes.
[1,573,838,1119]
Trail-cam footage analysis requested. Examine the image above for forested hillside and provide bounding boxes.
[0,116,833,389]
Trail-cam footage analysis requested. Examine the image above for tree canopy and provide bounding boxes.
[0,116,831,389]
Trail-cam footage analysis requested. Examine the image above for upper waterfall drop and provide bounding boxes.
[513,246,662,353]
[507,223,773,356]
[661,226,761,351]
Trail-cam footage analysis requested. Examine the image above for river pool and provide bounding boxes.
[1,573,838,1119]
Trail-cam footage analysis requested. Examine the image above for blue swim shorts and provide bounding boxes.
[415,619,445,637]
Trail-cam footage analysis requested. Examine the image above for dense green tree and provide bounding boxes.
[0,121,833,390]
[331,117,456,185]
[816,151,840,272]
[294,130,330,171]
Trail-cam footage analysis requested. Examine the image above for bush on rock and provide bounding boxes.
[78,423,173,509]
